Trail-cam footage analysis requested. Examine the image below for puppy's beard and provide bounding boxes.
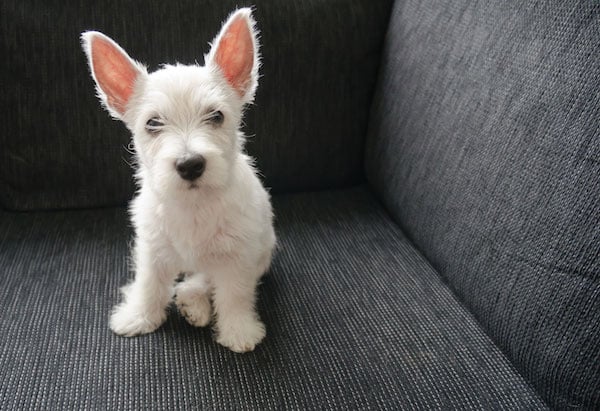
[136,131,234,197]
[146,162,230,199]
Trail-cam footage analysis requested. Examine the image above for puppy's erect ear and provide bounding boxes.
[206,8,260,104]
[81,31,146,119]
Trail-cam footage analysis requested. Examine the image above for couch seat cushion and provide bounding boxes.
[0,187,546,409]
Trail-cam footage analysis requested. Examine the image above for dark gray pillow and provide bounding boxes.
[1,0,393,210]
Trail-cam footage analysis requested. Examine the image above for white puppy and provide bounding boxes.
[81,8,276,353]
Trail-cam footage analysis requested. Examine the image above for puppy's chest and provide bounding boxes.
[162,205,240,262]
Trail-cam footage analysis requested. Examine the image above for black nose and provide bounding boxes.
[175,156,206,181]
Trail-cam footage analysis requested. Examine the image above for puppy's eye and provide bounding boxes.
[207,111,224,126]
[145,118,164,134]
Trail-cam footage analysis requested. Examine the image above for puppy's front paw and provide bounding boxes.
[109,303,166,337]
[175,287,212,327]
[216,317,266,353]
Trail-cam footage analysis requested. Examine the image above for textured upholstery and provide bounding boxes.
[366,1,600,409]
[2,0,598,408]
[0,0,392,210]
[0,188,546,409]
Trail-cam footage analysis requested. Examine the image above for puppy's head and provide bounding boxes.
[81,9,259,196]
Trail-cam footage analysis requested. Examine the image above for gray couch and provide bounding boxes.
[1,1,598,409]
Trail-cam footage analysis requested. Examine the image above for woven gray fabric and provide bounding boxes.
[0,0,392,210]
[366,1,600,409]
[0,187,546,409]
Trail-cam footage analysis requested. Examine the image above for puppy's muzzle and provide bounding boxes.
[175,155,206,181]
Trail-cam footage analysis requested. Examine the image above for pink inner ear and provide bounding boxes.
[214,16,254,96]
[91,36,139,115]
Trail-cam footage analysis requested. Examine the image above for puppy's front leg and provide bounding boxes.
[212,264,266,353]
[110,240,176,337]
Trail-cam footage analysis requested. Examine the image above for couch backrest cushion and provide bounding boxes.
[366,1,600,408]
[0,0,393,210]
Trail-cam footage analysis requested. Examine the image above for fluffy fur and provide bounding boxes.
[81,8,275,353]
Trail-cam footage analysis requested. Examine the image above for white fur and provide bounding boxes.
[81,9,275,353]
